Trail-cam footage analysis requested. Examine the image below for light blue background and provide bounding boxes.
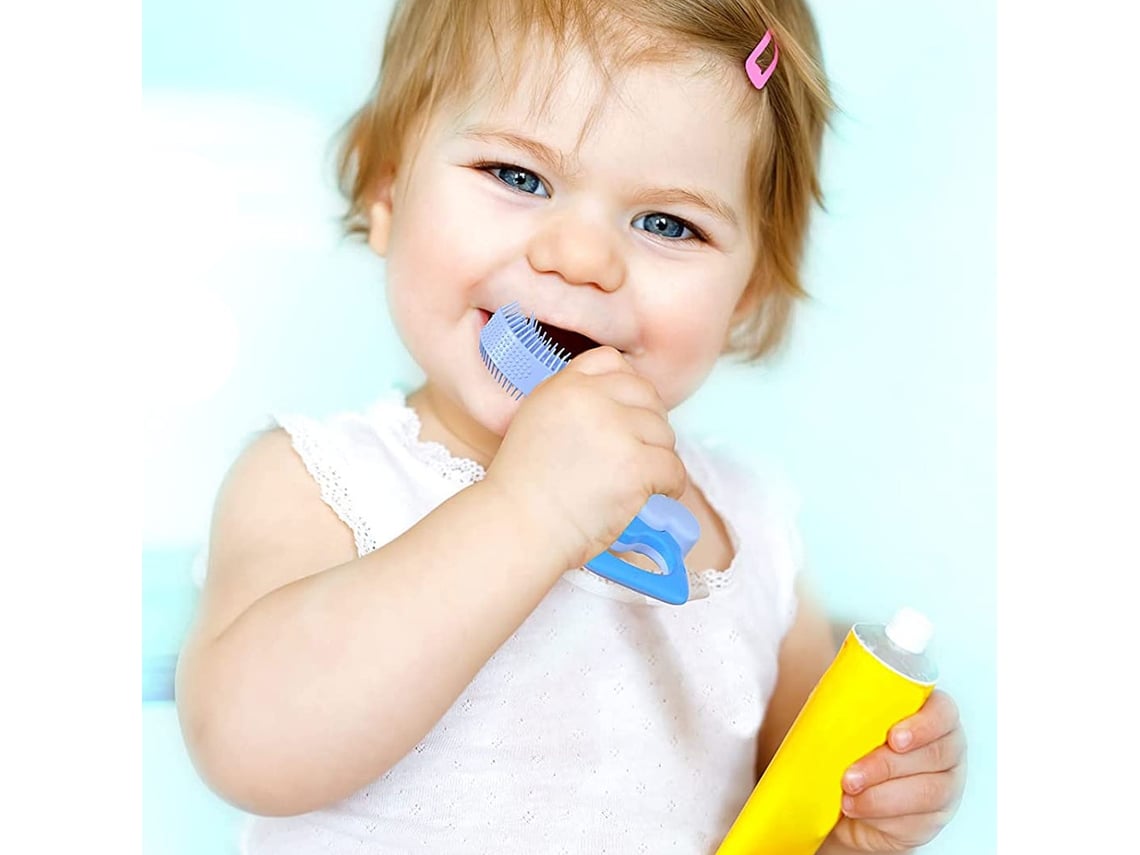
[142,1,994,852]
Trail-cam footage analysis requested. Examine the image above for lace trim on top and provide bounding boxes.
[194,394,763,607]
[379,393,487,486]
[663,436,743,601]
[275,413,379,557]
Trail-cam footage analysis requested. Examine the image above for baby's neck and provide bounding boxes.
[405,384,501,470]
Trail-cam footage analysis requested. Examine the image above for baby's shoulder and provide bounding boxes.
[212,426,351,548]
[189,425,358,617]
[215,425,310,505]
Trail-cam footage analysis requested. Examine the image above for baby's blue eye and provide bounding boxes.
[489,165,549,198]
[633,213,697,241]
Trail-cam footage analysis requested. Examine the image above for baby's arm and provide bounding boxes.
[754,576,837,780]
[175,428,572,817]
[176,347,684,818]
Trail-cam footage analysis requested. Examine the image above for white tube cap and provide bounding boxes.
[885,607,934,654]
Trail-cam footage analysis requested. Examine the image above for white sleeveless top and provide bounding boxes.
[232,387,804,854]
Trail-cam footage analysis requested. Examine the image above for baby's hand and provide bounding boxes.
[828,690,967,852]
[483,346,687,570]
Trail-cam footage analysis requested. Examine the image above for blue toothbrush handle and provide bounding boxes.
[584,494,699,605]
[478,303,700,604]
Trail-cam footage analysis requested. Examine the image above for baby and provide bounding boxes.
[176,1,967,852]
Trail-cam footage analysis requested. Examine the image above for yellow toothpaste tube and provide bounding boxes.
[716,607,938,855]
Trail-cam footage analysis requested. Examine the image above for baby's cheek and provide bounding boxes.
[642,320,726,406]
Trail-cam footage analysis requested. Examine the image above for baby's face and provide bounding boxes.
[372,45,759,439]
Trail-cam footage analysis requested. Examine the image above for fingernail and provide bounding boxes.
[893,728,913,750]
[842,796,856,815]
[843,769,865,793]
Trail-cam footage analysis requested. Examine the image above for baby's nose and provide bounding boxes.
[525,214,626,293]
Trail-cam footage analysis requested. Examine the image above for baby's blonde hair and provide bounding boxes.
[336,0,833,361]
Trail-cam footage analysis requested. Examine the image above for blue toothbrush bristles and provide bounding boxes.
[479,301,572,398]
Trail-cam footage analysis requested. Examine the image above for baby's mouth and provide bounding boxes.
[533,319,604,359]
[477,307,607,359]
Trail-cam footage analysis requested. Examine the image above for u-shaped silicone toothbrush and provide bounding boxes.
[479,302,698,604]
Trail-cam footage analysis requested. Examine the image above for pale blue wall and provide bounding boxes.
[142,1,994,852]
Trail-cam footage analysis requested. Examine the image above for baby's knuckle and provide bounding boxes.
[669,456,687,492]
[858,787,884,815]
[931,807,956,830]
[927,737,948,768]
[632,371,658,394]
[644,460,674,499]
[932,691,960,728]
[867,754,892,784]
[921,775,950,809]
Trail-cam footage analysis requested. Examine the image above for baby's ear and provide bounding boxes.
[366,173,395,257]
[729,283,762,327]
[722,281,766,352]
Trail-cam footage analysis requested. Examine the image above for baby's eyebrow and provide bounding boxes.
[632,186,739,229]
[460,126,580,178]
[459,125,740,229]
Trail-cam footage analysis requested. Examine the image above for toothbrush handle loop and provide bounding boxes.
[584,495,698,605]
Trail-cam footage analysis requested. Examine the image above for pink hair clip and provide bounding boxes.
[745,29,779,90]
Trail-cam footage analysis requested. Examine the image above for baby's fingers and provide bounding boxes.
[841,770,963,821]
[567,345,633,376]
[843,728,966,795]
[887,689,960,753]
[642,445,689,500]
